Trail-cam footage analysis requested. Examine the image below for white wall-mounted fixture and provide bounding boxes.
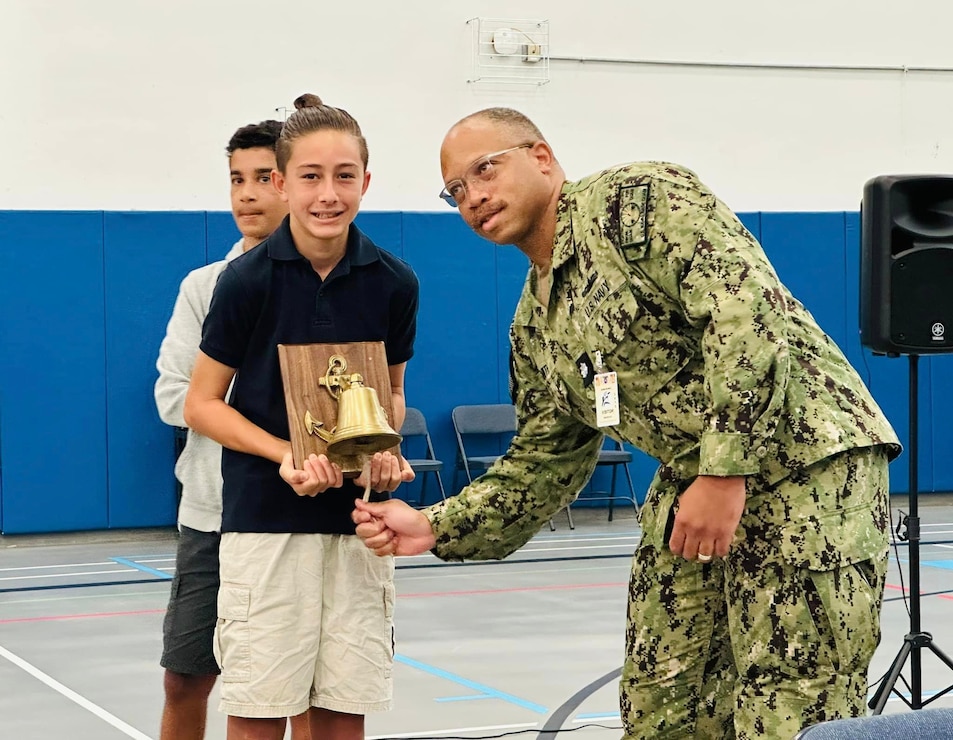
[467,17,550,85]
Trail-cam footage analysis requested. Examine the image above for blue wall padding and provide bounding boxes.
[206,211,241,264]
[760,213,849,349]
[401,213,503,460]
[929,355,953,491]
[495,246,530,403]
[0,208,948,533]
[355,212,404,259]
[103,212,208,527]
[0,212,110,532]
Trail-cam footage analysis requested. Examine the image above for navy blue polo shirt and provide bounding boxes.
[200,216,419,534]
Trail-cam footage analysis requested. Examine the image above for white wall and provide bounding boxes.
[3,0,953,212]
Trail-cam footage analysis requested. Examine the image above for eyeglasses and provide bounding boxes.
[438,143,534,207]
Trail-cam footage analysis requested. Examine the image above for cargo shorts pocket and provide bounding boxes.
[214,583,251,683]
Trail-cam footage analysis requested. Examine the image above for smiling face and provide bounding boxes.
[272,129,370,256]
[439,118,555,248]
[228,146,287,248]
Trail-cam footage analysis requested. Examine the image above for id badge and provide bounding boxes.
[594,371,620,427]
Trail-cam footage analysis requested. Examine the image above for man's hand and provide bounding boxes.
[352,499,436,557]
[279,451,343,497]
[354,452,416,494]
[669,475,746,562]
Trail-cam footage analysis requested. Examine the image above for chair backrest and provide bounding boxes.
[400,407,437,461]
[451,404,518,483]
[794,708,953,739]
[451,404,517,436]
[400,406,429,437]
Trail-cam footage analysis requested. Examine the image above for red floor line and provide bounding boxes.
[0,582,628,624]
[4,581,949,625]
[0,608,166,625]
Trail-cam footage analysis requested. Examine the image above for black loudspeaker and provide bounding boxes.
[860,175,953,355]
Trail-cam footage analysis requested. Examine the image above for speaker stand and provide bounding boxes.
[869,353,953,713]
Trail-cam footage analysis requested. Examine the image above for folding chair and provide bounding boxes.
[451,404,516,491]
[398,407,446,507]
[794,707,953,739]
[594,439,640,521]
[451,403,572,530]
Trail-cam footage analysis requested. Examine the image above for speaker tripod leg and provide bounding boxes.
[925,639,953,671]
[922,639,953,705]
[869,637,913,714]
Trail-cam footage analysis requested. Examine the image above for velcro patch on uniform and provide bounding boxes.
[618,183,649,249]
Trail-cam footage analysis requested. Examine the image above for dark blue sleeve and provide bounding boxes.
[199,264,260,369]
[386,265,419,366]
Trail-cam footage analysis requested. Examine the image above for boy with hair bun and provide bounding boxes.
[185,93,418,740]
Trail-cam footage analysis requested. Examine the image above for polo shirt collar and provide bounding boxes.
[266,217,301,261]
[347,225,379,267]
[266,216,380,267]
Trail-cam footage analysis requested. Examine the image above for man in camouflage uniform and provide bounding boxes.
[353,108,901,739]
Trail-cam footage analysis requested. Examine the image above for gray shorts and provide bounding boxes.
[160,526,221,676]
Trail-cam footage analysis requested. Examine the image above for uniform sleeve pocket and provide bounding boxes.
[778,503,887,572]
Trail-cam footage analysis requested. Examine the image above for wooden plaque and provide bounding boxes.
[277,341,398,474]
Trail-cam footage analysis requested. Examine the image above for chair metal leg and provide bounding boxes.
[608,466,618,522]
[434,470,447,501]
[565,505,574,530]
[417,473,429,508]
[622,464,639,517]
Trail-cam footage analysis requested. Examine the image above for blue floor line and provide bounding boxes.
[434,694,496,703]
[395,654,548,714]
[110,557,173,580]
[895,557,953,572]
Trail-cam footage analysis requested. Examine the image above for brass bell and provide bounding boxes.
[325,379,402,456]
[305,355,402,463]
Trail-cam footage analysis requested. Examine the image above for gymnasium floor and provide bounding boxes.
[2,499,953,740]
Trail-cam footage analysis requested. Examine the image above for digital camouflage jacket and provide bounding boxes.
[426,163,900,561]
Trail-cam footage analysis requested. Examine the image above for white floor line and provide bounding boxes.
[0,589,162,608]
[0,643,152,739]
[513,545,631,562]
[397,563,628,584]
[0,561,117,573]
[528,534,641,545]
[0,568,141,583]
[0,557,175,575]
[368,722,538,739]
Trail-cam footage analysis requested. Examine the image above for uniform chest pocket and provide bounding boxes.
[536,356,575,416]
[583,284,694,403]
